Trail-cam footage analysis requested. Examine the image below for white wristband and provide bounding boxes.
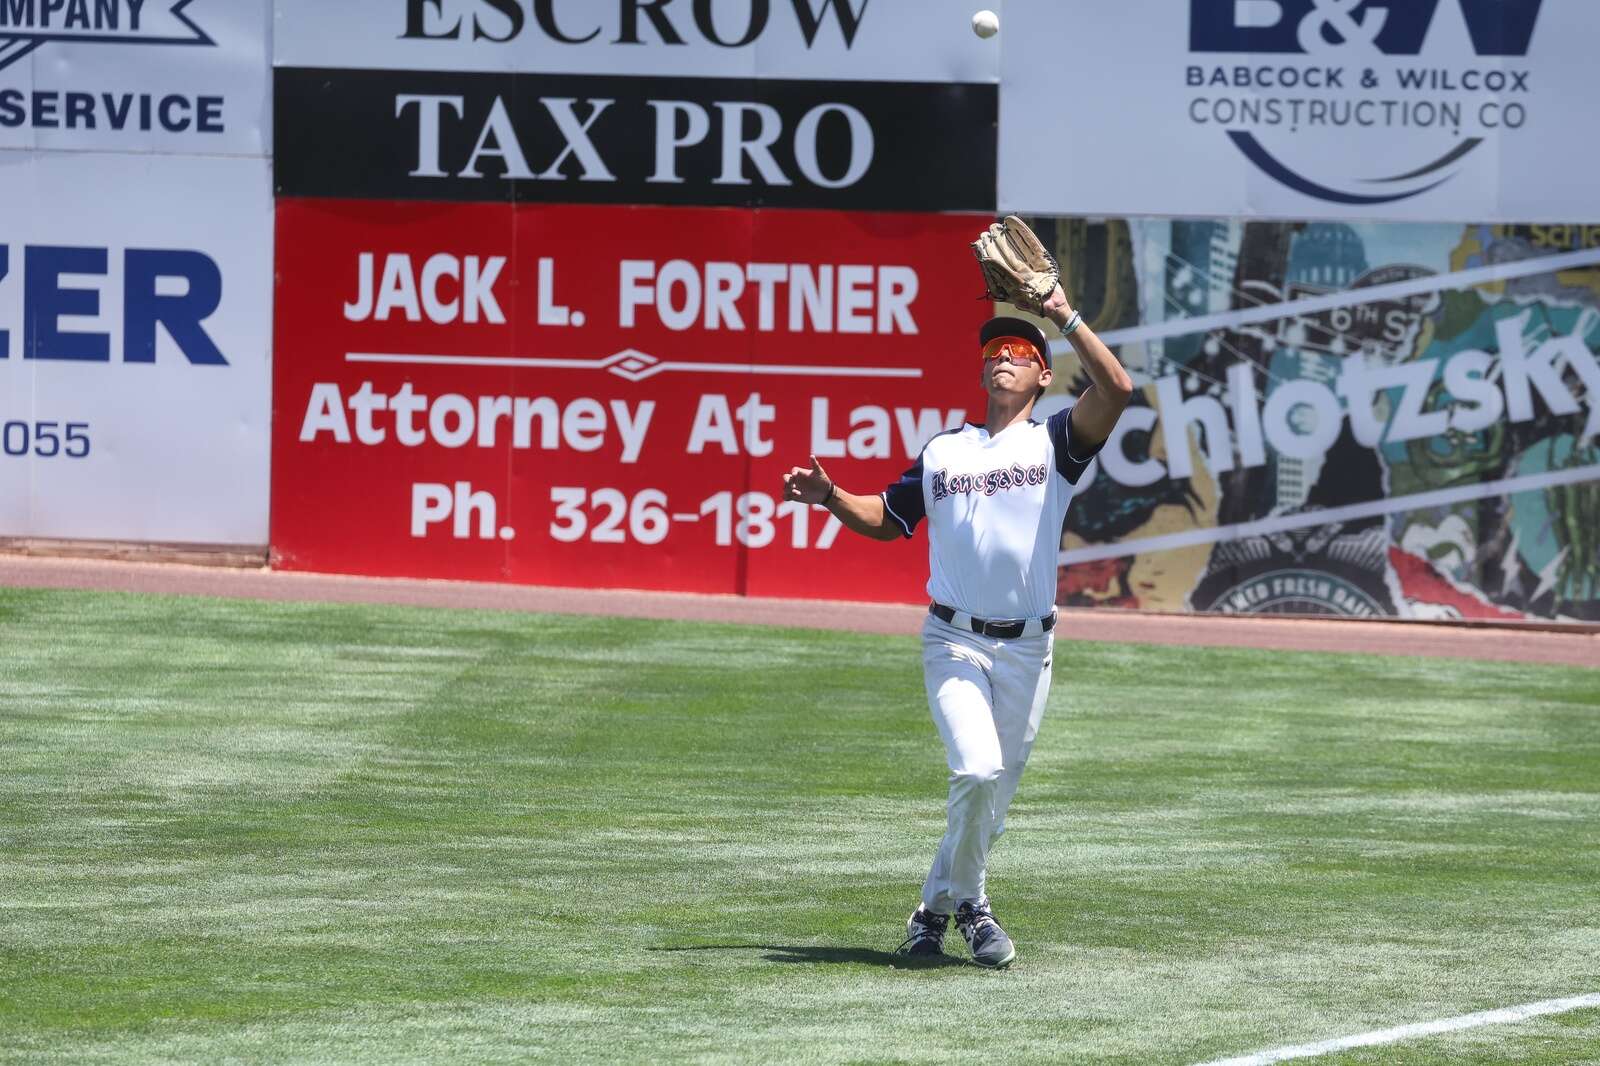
[1060,310,1083,336]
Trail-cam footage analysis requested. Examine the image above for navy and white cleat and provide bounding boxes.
[955,899,1016,968]
[895,904,949,958]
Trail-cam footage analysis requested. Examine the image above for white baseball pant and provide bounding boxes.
[919,613,1054,915]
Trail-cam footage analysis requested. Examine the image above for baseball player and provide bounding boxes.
[782,218,1132,967]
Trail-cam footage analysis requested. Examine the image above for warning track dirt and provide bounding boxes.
[1,554,1593,668]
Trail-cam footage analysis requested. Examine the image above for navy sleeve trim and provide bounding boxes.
[1047,405,1105,485]
[881,492,914,538]
[881,455,926,537]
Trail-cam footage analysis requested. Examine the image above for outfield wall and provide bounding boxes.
[1002,0,1595,223]
[266,0,998,602]
[0,1,274,546]
[270,202,988,601]
[3,1,1596,622]
[1030,218,1600,622]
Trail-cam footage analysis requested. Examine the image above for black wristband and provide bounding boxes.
[824,482,837,504]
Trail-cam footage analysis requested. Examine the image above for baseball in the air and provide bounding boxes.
[971,9,999,38]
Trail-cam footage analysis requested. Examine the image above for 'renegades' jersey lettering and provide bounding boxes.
[930,463,1049,502]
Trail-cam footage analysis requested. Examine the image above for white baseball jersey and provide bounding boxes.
[881,408,1102,621]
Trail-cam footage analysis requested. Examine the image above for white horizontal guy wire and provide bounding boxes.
[1090,246,1600,349]
[1059,464,1600,565]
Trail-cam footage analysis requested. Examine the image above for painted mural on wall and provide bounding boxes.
[1026,217,1600,622]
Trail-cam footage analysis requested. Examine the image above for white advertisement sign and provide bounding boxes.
[0,150,272,543]
[272,0,998,83]
[0,0,271,156]
[1000,0,1597,222]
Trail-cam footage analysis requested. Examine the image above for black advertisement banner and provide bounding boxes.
[274,67,995,211]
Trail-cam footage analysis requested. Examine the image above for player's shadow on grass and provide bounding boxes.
[649,944,970,969]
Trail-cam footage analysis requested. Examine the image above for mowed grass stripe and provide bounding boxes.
[1,587,1596,1064]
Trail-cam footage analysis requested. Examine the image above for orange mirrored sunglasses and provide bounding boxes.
[981,335,1044,367]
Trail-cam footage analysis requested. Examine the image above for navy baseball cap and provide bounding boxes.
[980,317,1052,368]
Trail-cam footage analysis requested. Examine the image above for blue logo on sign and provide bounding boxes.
[0,245,228,364]
[1188,0,1545,204]
[0,0,213,73]
[1191,0,1543,57]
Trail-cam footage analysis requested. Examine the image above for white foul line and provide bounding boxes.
[345,352,922,380]
[1192,992,1600,1066]
[1059,463,1600,566]
[1088,246,1600,349]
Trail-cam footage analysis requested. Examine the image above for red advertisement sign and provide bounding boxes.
[272,201,991,601]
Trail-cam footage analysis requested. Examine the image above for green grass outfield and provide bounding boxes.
[2,587,1598,1065]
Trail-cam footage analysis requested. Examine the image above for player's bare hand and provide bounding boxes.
[782,455,834,505]
[1043,284,1072,318]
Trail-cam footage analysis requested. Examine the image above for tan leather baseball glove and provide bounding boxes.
[971,215,1060,316]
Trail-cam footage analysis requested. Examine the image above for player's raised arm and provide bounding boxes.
[971,214,1133,448]
[781,456,902,542]
[1041,286,1132,449]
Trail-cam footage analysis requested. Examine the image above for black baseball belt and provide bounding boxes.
[928,602,1056,639]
